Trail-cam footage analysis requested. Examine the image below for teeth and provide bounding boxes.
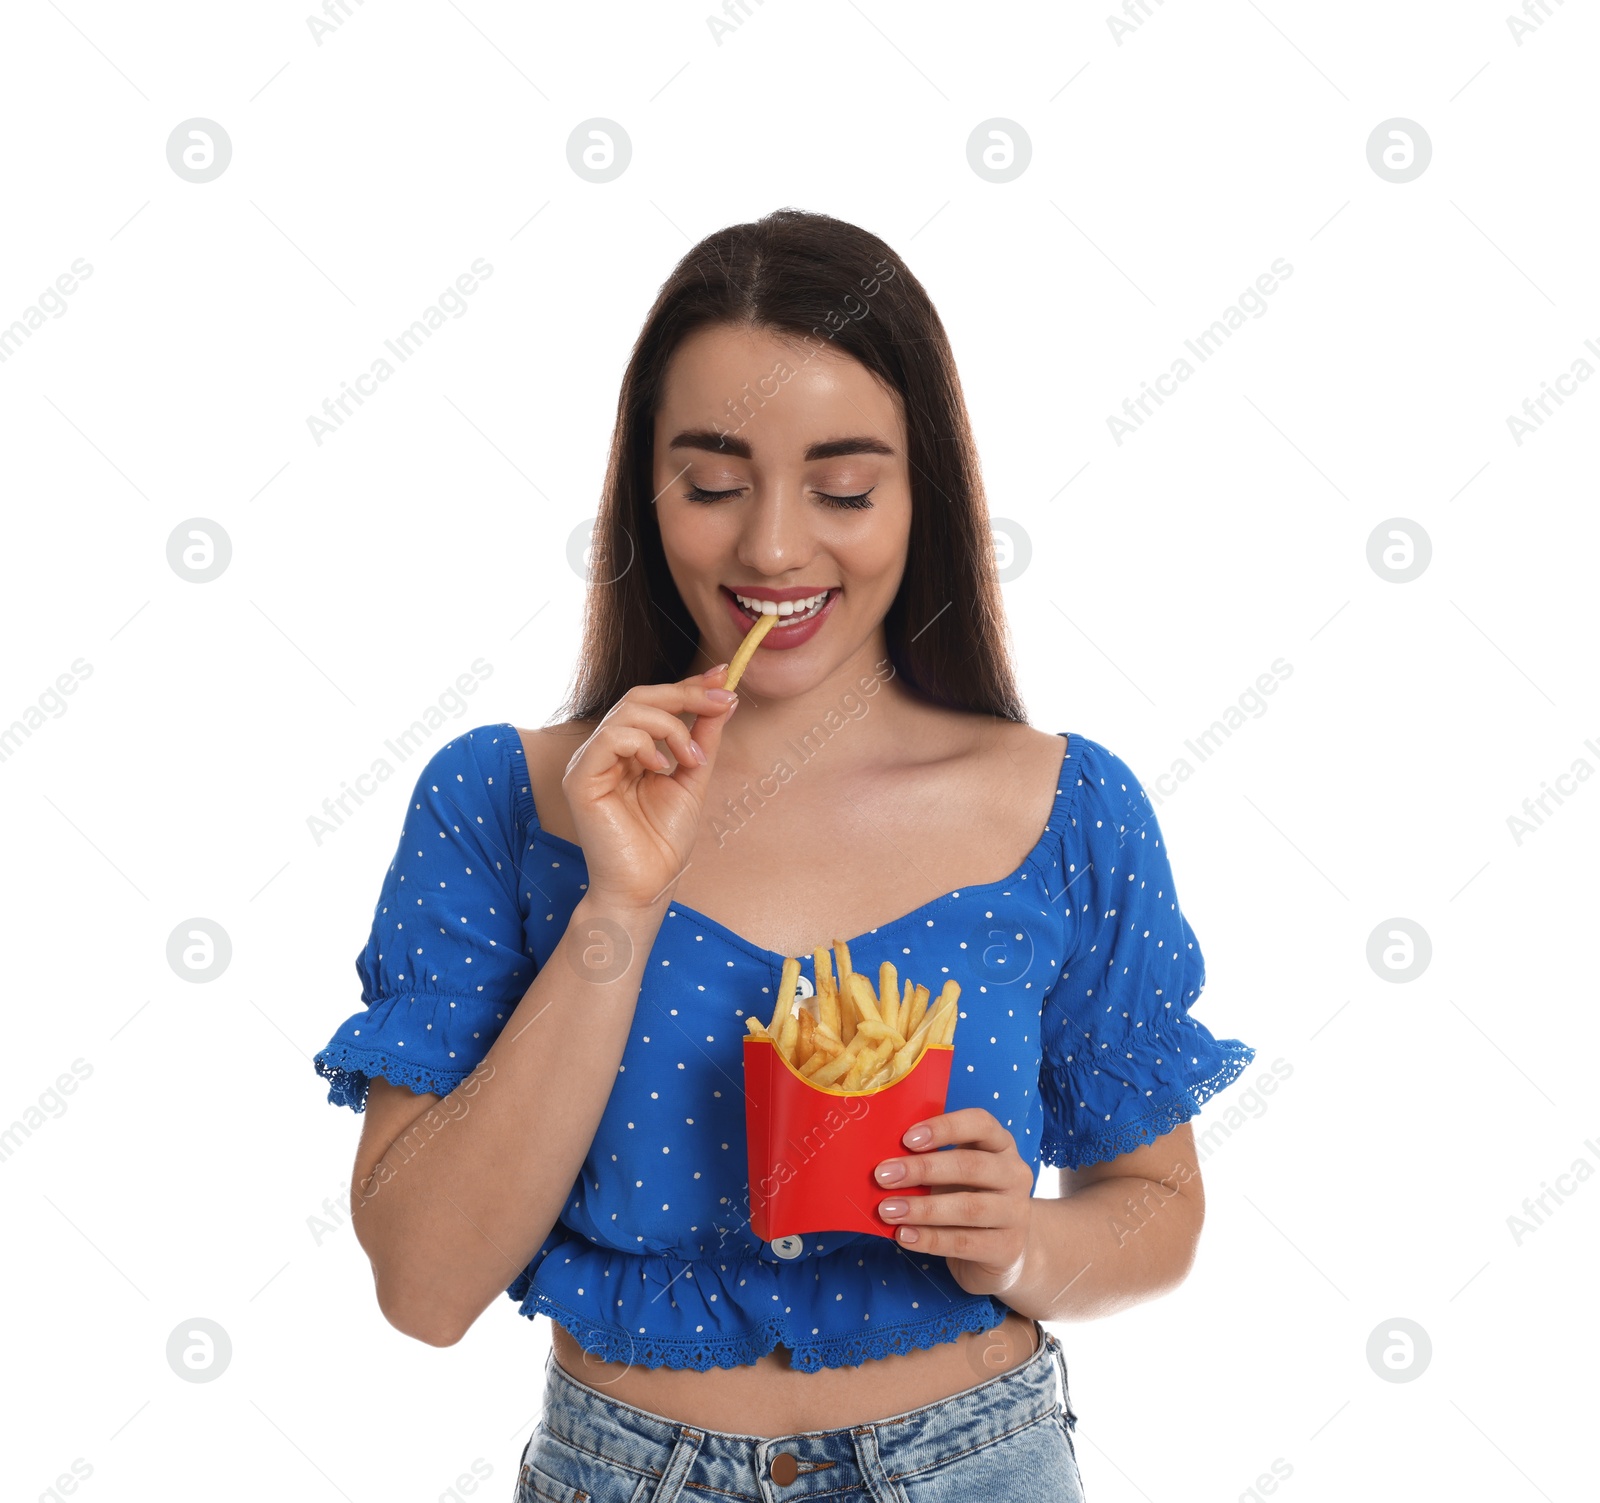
[734,589,831,621]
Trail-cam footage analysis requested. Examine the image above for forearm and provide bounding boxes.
[352,891,667,1341]
[1000,1164,1204,1323]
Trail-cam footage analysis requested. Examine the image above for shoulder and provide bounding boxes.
[414,723,525,783]
[399,724,531,831]
[1061,731,1146,806]
[1053,731,1169,854]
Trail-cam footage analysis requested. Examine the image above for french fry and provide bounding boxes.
[769,958,799,1038]
[922,982,961,1047]
[901,981,923,1037]
[819,976,841,1039]
[935,980,961,1043]
[724,609,778,692]
[889,1008,941,1078]
[813,946,836,1007]
[833,939,854,989]
[863,1054,901,1090]
[753,949,960,1093]
[909,983,930,1035]
[854,1015,907,1050]
[846,972,881,1028]
[796,1005,817,1067]
[777,998,800,1061]
[806,1028,876,1087]
[841,1036,893,1091]
[837,969,858,1045]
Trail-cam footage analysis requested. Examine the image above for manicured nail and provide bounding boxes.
[688,739,707,766]
[898,1226,919,1244]
[880,1199,907,1218]
[706,688,736,704]
[904,1124,931,1148]
[703,663,729,678]
[875,1161,905,1183]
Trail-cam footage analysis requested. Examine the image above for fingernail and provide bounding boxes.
[875,1161,905,1183]
[904,1125,931,1148]
[688,739,707,766]
[898,1226,919,1243]
[703,663,729,679]
[880,1199,907,1218]
[728,696,740,717]
[706,688,736,704]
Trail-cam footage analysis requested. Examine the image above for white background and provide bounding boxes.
[2,1,1596,1499]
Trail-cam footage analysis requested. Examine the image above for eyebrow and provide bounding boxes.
[667,430,895,462]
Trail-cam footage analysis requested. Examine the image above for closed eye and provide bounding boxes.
[816,488,874,510]
[683,485,875,510]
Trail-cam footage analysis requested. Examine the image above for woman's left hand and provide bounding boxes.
[873,1108,1037,1297]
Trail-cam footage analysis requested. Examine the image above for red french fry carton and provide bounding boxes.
[744,1034,954,1242]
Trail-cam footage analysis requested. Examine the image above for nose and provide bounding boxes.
[735,476,815,577]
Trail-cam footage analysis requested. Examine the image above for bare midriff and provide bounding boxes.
[549,1306,1039,1435]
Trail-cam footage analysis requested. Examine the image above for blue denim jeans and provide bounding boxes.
[515,1320,1084,1502]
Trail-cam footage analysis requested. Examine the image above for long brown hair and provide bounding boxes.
[552,207,1025,726]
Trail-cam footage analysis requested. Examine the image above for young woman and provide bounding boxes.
[314,209,1256,1502]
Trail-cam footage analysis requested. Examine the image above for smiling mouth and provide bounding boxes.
[725,587,837,624]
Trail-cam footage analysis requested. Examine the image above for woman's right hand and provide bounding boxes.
[560,664,739,911]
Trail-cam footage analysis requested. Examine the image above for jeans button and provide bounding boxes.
[770,1450,798,1485]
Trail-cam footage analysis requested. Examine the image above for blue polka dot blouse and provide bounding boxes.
[313,724,1255,1372]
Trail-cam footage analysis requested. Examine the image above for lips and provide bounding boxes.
[719,585,840,651]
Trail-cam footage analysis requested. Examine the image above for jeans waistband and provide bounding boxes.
[532,1318,1077,1500]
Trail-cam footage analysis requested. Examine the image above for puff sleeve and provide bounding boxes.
[1038,735,1255,1169]
[313,726,535,1114]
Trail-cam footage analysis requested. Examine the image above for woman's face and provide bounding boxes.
[651,322,912,699]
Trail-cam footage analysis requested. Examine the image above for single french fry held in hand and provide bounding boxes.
[723,609,778,692]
